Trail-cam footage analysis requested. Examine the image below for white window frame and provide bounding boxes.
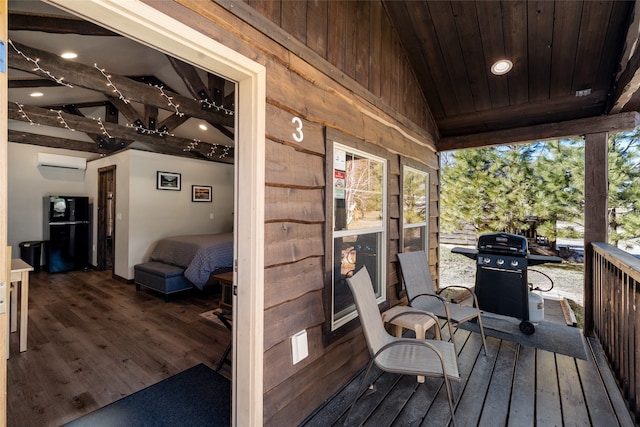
[402,165,429,253]
[331,142,387,330]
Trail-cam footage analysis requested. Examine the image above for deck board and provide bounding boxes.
[536,350,563,426]
[452,335,499,426]
[301,322,637,427]
[364,375,419,426]
[586,337,637,427]
[507,345,535,427]
[477,340,517,427]
[556,354,590,425]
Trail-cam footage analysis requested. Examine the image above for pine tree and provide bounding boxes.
[608,130,640,248]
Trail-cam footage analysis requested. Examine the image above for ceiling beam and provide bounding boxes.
[437,111,640,151]
[610,1,640,114]
[8,41,234,127]
[168,56,235,141]
[61,104,130,149]
[8,11,120,36]
[8,129,108,154]
[167,56,210,100]
[8,103,233,163]
[9,78,60,88]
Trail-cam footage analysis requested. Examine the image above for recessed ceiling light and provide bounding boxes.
[491,59,513,75]
[199,124,208,131]
[60,52,78,59]
[30,92,44,97]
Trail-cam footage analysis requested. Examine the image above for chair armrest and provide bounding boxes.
[437,285,480,308]
[409,293,452,321]
[409,292,446,305]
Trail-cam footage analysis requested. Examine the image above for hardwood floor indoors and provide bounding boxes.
[6,269,231,427]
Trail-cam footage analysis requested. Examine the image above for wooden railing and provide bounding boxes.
[592,242,640,422]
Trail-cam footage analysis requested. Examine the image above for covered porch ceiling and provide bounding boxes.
[382,0,640,150]
[6,0,640,156]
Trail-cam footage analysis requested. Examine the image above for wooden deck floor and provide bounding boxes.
[301,325,637,427]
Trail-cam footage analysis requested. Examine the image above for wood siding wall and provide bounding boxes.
[160,1,439,424]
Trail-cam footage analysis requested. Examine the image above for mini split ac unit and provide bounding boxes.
[37,153,87,171]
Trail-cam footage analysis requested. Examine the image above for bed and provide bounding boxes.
[148,232,234,289]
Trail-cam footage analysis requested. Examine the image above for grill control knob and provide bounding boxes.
[497,258,504,266]
[511,260,519,267]
[482,257,491,264]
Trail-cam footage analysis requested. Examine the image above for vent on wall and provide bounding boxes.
[37,153,87,170]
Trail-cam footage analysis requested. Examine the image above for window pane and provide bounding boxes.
[403,227,425,253]
[335,151,384,231]
[403,168,427,225]
[333,233,380,323]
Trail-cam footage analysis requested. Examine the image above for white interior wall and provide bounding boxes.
[8,142,97,255]
[10,142,234,279]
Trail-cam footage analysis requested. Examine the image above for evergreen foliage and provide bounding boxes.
[440,130,640,249]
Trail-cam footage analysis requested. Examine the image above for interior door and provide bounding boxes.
[1,0,10,424]
[97,166,116,271]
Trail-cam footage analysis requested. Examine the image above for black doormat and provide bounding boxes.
[65,364,230,427]
[460,312,589,360]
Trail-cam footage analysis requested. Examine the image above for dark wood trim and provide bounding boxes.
[97,165,116,271]
[8,10,120,35]
[8,129,109,154]
[609,3,640,114]
[583,132,609,336]
[438,112,640,151]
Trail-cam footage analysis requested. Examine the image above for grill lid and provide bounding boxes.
[477,232,528,255]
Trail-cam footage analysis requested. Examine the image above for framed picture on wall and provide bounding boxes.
[157,171,181,190]
[192,185,212,202]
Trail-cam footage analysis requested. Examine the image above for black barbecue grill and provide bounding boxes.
[452,232,562,335]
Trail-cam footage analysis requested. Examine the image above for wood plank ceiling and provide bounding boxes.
[382,0,640,150]
[7,1,640,156]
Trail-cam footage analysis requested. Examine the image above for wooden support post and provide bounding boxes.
[583,132,608,336]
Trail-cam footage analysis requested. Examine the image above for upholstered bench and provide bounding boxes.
[134,262,192,302]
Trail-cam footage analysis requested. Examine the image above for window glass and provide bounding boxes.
[403,166,429,252]
[332,144,386,330]
[334,149,384,231]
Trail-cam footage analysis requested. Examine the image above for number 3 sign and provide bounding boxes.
[291,116,304,143]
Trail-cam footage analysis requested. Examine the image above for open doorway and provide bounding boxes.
[8,0,266,424]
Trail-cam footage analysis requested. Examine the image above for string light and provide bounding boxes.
[97,117,112,139]
[126,123,174,138]
[151,84,184,117]
[13,102,36,125]
[219,145,230,159]
[52,110,74,131]
[184,140,200,152]
[8,40,73,88]
[199,98,234,115]
[204,144,231,159]
[95,63,130,104]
